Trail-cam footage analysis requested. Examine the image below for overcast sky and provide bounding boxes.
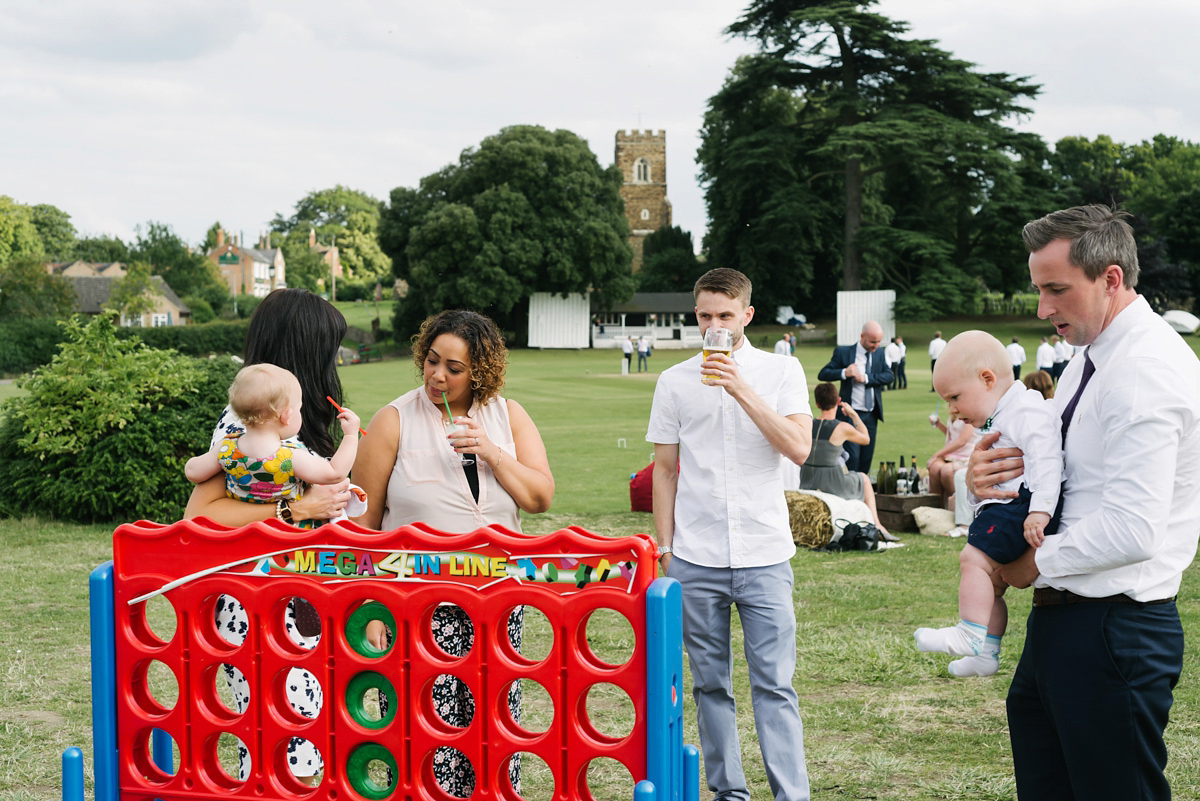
[3,0,1199,251]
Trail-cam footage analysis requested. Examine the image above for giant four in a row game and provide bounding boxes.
[63,518,699,800]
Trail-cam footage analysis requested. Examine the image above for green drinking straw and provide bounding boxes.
[442,391,455,422]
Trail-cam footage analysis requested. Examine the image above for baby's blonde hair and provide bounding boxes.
[228,363,300,427]
[936,330,1011,384]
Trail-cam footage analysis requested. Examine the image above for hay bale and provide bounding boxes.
[785,491,833,548]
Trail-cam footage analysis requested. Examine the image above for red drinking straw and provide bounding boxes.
[326,395,367,436]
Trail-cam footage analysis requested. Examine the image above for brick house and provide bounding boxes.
[66,274,190,327]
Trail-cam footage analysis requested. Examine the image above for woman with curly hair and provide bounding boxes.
[352,308,554,797]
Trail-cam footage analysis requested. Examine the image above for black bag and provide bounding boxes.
[828,519,881,552]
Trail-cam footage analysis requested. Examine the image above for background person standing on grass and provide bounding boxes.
[648,267,813,801]
[637,334,652,372]
[970,205,1200,801]
[929,331,947,390]
[817,321,891,474]
[884,336,901,390]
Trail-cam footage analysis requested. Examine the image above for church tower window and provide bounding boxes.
[634,158,650,183]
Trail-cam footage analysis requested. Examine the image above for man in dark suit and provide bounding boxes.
[817,321,891,473]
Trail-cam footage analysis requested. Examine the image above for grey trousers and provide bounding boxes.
[668,557,810,801]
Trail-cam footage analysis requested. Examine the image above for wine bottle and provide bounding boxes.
[877,461,889,494]
[897,456,909,495]
[910,455,920,494]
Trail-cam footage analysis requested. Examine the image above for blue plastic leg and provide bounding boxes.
[152,727,174,774]
[61,747,84,801]
[90,562,119,801]
[634,779,657,800]
[646,577,684,801]
[683,745,700,801]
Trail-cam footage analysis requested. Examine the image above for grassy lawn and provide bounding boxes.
[3,318,1200,799]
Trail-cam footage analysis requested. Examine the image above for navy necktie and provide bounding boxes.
[1059,349,1095,447]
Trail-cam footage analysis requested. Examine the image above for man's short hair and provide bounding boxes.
[1022,204,1139,288]
[694,268,752,305]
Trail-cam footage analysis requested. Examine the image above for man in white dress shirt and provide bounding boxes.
[928,331,947,391]
[774,332,792,355]
[1051,333,1071,380]
[648,267,813,801]
[971,205,1200,801]
[884,337,901,389]
[1034,336,1054,374]
[1004,336,1027,380]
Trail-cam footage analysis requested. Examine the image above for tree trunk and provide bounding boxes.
[843,154,863,290]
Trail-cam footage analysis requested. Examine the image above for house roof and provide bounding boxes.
[66,275,190,315]
[592,292,694,314]
[241,247,280,263]
[46,260,124,276]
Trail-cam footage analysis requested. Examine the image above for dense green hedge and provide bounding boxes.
[0,318,67,375]
[0,317,250,375]
[0,315,240,523]
[113,319,249,355]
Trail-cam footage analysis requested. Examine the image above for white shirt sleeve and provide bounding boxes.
[1037,355,1190,577]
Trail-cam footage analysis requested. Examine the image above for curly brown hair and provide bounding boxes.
[411,310,508,404]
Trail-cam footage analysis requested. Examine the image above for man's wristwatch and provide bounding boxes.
[659,545,673,554]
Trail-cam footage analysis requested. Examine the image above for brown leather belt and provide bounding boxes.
[1033,588,1176,607]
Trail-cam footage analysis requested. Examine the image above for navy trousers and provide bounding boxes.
[1007,600,1183,800]
[839,410,877,475]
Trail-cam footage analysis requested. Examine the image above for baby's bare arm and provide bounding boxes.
[185,447,222,484]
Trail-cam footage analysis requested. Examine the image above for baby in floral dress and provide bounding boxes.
[186,363,360,519]
[186,363,362,784]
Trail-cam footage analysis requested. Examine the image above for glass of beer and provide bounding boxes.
[702,328,734,384]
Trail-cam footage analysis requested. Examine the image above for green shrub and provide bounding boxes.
[0,313,240,523]
[183,294,217,324]
[335,278,382,302]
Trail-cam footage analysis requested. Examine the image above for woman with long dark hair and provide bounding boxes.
[185,288,353,524]
[184,288,355,785]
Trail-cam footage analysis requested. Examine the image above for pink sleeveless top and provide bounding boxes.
[381,387,521,533]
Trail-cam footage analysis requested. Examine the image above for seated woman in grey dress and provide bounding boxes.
[799,382,893,540]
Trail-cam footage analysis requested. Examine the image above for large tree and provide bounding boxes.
[636,225,705,292]
[0,257,77,319]
[129,221,226,309]
[271,186,391,284]
[701,0,1046,316]
[30,204,77,261]
[379,125,635,339]
[1048,134,1200,306]
[72,234,131,263]
[0,196,44,265]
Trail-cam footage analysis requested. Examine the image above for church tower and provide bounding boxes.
[615,130,672,271]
